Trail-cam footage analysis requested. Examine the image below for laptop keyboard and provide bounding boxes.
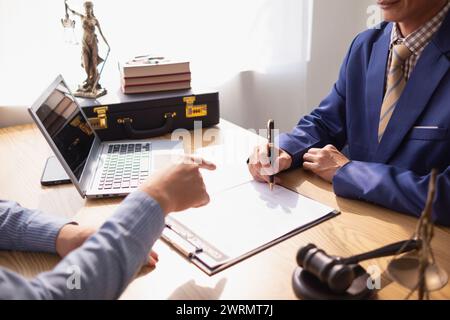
[98,143,151,190]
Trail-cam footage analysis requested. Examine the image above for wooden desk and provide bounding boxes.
[1,120,449,300]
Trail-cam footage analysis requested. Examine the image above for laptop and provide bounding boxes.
[29,75,183,199]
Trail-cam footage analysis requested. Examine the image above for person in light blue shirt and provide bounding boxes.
[0,157,215,299]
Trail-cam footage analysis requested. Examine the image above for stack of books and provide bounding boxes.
[119,56,191,94]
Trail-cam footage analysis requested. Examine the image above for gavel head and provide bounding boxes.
[296,244,355,294]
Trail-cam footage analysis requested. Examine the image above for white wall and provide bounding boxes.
[220,0,377,131]
[306,0,374,111]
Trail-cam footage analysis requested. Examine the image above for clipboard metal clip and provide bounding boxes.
[163,224,203,258]
[163,218,231,274]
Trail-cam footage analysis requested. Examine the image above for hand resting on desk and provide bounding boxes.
[302,145,350,183]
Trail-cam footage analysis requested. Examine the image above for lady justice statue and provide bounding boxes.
[62,0,110,98]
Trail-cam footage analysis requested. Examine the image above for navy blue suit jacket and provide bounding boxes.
[279,14,450,226]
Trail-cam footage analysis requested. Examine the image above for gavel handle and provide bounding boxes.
[341,239,421,265]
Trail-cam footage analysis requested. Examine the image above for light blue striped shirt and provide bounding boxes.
[0,191,165,299]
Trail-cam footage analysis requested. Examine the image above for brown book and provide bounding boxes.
[122,72,191,87]
[121,80,191,94]
[119,56,190,78]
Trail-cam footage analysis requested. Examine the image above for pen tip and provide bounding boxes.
[269,183,273,191]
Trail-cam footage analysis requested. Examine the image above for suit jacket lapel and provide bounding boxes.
[365,24,391,157]
[374,14,450,164]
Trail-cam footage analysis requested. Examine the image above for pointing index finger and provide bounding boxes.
[187,155,217,171]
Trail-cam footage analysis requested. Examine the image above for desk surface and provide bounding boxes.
[1,120,450,300]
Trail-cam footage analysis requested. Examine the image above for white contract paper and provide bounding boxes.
[170,180,337,268]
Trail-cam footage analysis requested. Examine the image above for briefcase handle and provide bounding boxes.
[118,112,176,139]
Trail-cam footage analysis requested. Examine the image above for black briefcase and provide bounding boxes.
[77,88,220,141]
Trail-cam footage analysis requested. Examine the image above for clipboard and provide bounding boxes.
[161,181,340,275]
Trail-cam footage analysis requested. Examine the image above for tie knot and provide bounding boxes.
[391,43,413,67]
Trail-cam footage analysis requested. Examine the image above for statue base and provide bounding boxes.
[74,87,107,99]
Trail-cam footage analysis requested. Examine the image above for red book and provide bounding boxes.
[121,80,191,94]
[122,72,192,87]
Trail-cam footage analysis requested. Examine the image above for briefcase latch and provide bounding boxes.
[183,96,208,118]
[88,106,109,130]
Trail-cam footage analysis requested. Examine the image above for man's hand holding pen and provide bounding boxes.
[247,144,292,185]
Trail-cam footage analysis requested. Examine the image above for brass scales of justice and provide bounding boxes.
[61,0,110,99]
[387,169,449,300]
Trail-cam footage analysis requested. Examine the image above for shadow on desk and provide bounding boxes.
[168,278,227,300]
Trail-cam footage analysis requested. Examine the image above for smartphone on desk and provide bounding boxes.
[40,156,71,186]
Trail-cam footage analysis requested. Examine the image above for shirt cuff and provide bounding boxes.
[21,211,75,254]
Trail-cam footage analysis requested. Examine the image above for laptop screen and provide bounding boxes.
[35,82,95,180]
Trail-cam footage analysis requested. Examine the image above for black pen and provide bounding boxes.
[267,119,275,191]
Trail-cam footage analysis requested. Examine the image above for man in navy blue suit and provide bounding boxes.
[248,0,450,225]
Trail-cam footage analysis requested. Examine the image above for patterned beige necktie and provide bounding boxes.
[378,43,413,141]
